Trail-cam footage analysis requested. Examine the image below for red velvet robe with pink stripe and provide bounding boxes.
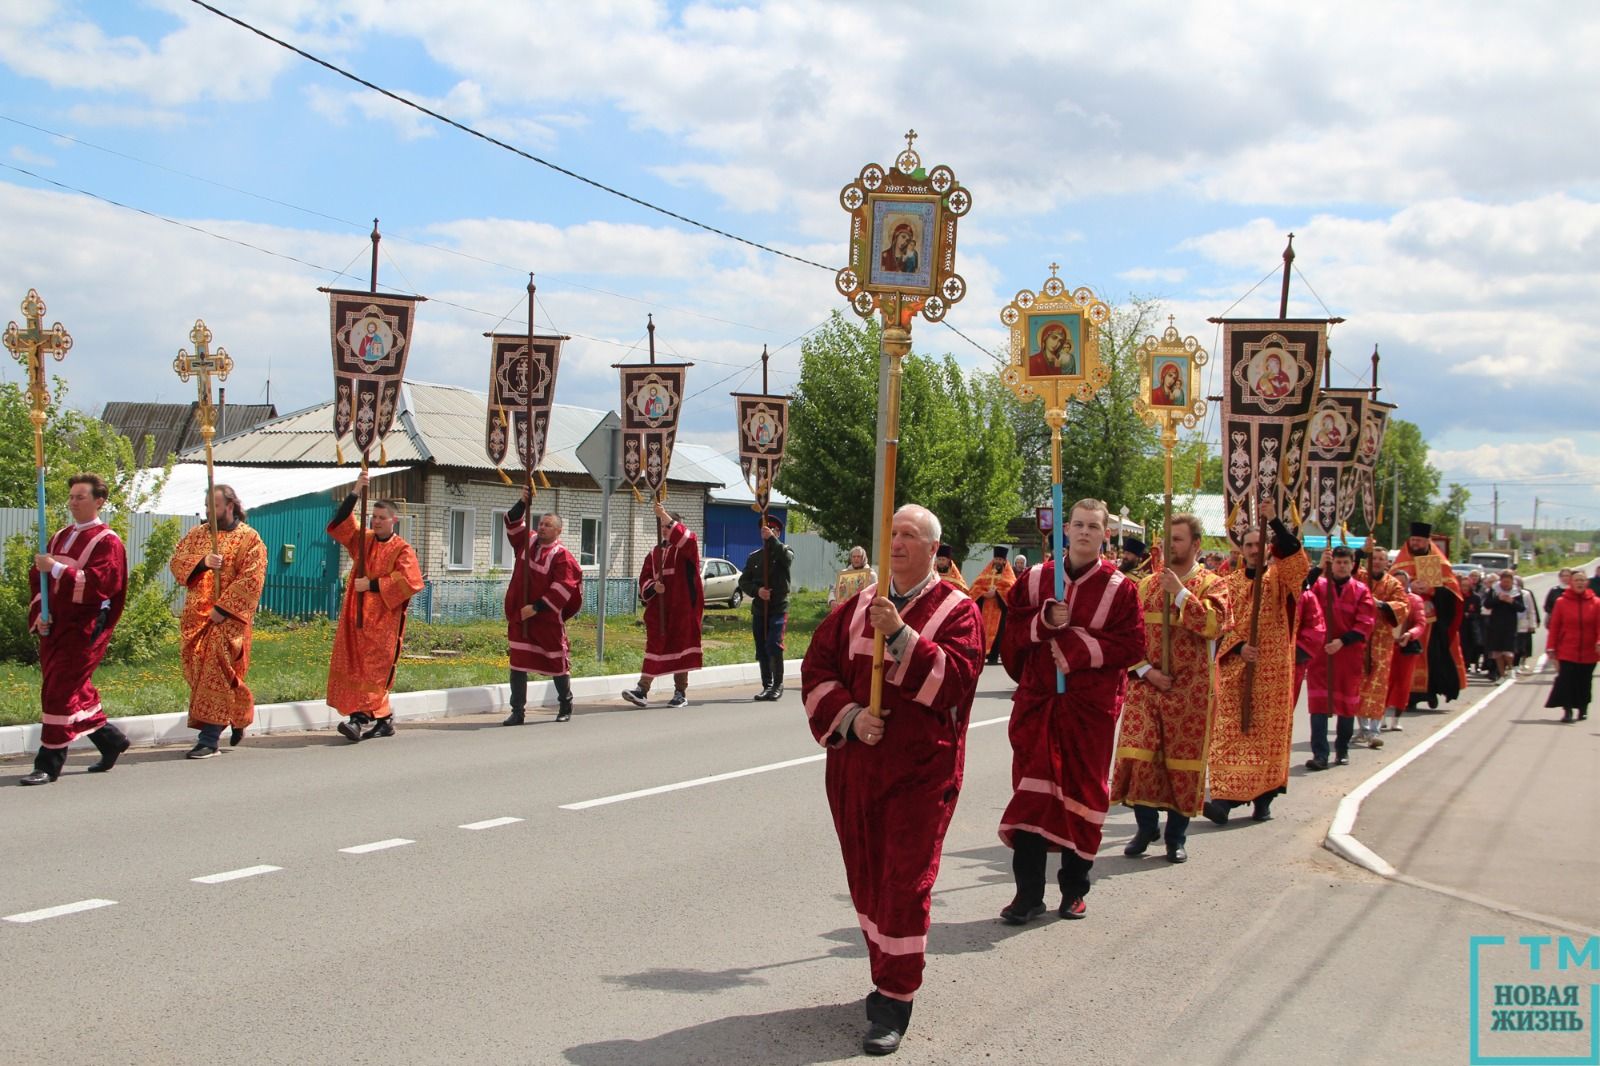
[504,518,583,676]
[800,576,983,999]
[637,521,703,676]
[1385,590,1428,709]
[1305,573,1376,717]
[1291,587,1327,708]
[997,558,1144,861]
[29,521,126,749]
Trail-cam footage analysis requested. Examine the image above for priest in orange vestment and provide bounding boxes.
[1354,543,1410,747]
[967,547,1015,664]
[1390,521,1466,708]
[171,485,267,760]
[934,544,968,592]
[328,471,425,742]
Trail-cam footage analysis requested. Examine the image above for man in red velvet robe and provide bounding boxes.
[20,473,130,786]
[998,498,1145,924]
[500,492,584,724]
[801,504,983,1056]
[623,497,703,709]
[1305,545,1376,769]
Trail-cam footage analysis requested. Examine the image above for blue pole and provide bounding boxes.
[35,465,49,624]
[1052,481,1065,694]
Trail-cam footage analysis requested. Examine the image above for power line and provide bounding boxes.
[188,0,834,273]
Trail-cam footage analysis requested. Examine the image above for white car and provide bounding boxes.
[701,557,743,608]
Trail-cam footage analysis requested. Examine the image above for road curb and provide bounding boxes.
[0,658,803,756]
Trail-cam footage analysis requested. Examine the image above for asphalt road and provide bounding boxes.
[1,572,1590,1065]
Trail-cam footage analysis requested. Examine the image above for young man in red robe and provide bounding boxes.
[801,504,984,1056]
[500,494,583,724]
[998,498,1144,924]
[20,473,130,786]
[328,471,425,742]
[622,497,703,708]
[1304,545,1376,769]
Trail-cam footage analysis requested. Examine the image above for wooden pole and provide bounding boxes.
[522,274,538,639]
[868,322,911,718]
[1160,428,1175,674]
[1049,419,1065,693]
[355,221,380,628]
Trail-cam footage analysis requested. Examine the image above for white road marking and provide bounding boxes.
[339,838,414,854]
[562,713,1011,810]
[191,865,282,885]
[459,816,523,831]
[4,899,117,923]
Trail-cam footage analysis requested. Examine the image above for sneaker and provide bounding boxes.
[361,716,395,740]
[1367,736,1383,749]
[1304,758,1329,772]
[185,744,219,760]
[1335,754,1349,766]
[620,687,649,708]
[667,692,689,708]
[337,718,364,743]
[999,898,1047,925]
[1059,896,1087,920]
[555,702,573,723]
[1391,722,1404,732]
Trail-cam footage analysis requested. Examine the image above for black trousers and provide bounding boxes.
[31,723,127,778]
[1011,829,1094,903]
[1134,805,1191,847]
[510,670,571,711]
[751,605,787,687]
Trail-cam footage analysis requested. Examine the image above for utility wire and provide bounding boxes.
[188,0,834,273]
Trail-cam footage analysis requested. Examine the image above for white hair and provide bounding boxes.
[894,504,941,544]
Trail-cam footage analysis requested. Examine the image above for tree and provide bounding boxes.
[1371,418,1446,547]
[1428,482,1471,550]
[0,377,177,663]
[779,311,1022,558]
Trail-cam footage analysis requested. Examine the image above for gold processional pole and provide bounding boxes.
[174,320,234,598]
[3,290,73,627]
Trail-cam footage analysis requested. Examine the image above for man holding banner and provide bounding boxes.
[501,491,583,725]
[623,497,703,709]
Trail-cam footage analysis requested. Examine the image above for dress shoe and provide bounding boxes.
[1563,710,1574,723]
[667,692,689,708]
[999,898,1047,925]
[1202,800,1231,826]
[502,709,525,726]
[1334,754,1349,766]
[752,686,774,702]
[19,770,55,786]
[87,732,132,773]
[555,702,573,723]
[337,715,367,743]
[1251,798,1274,822]
[766,684,784,701]
[229,726,245,747]
[186,744,218,760]
[620,687,648,708]
[1304,758,1329,772]
[1059,896,1087,920]
[1123,826,1160,856]
[361,716,395,740]
[863,992,912,1056]
[1165,843,1188,864]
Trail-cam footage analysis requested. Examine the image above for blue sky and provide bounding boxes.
[1,0,1597,532]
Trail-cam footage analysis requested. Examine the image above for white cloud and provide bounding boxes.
[60,103,188,129]
[8,144,53,167]
[1118,266,1188,285]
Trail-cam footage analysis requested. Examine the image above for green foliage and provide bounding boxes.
[0,377,176,664]
[778,311,1023,558]
[1428,481,1471,550]
[1370,417,1446,547]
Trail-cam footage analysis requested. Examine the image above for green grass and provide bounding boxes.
[0,591,833,726]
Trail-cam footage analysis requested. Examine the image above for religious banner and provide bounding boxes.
[485,332,564,473]
[617,361,689,498]
[326,288,423,459]
[732,392,788,510]
[1351,398,1395,535]
[1219,319,1328,546]
[1298,387,1367,538]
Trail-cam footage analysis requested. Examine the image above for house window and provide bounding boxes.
[447,507,474,570]
[580,517,600,567]
[491,510,513,569]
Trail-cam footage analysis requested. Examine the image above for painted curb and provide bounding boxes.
[0,658,802,756]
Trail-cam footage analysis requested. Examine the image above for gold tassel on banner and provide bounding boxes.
[379,439,387,466]
[1376,502,1385,525]
[631,485,644,503]
[1193,457,1204,491]
[1226,495,1243,530]
[495,467,512,486]
[1291,499,1303,527]
[336,439,344,465]
[539,470,552,489]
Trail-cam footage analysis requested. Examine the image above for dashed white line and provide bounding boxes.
[459,817,523,831]
[4,899,117,924]
[339,838,414,855]
[191,865,282,885]
[561,713,1011,811]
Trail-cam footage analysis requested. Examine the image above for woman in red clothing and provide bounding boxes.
[1545,579,1600,723]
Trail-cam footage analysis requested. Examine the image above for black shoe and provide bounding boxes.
[999,897,1047,925]
[555,702,573,723]
[1334,753,1349,766]
[620,687,648,708]
[186,744,219,760]
[19,770,54,786]
[1059,896,1087,920]
[1202,800,1231,827]
[1580,710,1589,721]
[667,692,688,708]
[1563,710,1575,722]
[229,726,245,747]
[1165,843,1188,864]
[753,686,776,702]
[1304,758,1329,772]
[767,684,783,701]
[337,714,367,743]
[1123,826,1160,857]
[88,732,132,773]
[863,992,912,1056]
[361,716,395,740]
[1251,798,1274,822]
[502,709,525,726]
[984,656,1001,666]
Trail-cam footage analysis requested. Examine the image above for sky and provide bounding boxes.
[0,0,1597,532]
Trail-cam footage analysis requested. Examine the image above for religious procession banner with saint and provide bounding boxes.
[1351,398,1395,535]
[326,288,423,460]
[1297,387,1368,539]
[731,393,789,511]
[485,332,565,475]
[1219,319,1328,545]
[618,364,688,498]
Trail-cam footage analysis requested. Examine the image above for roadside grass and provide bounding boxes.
[0,591,833,726]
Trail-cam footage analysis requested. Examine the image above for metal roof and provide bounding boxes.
[188,380,719,485]
[103,401,278,464]
[673,443,793,507]
[133,463,413,515]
